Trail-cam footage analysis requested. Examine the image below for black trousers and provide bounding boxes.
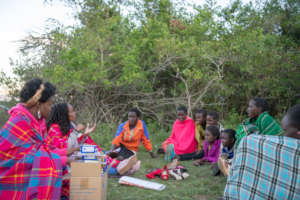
[179,150,204,161]
[116,144,135,159]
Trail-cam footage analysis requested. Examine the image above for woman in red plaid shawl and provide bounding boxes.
[0,78,62,199]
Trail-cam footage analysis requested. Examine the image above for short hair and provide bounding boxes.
[129,108,141,118]
[252,97,269,112]
[195,109,207,117]
[207,111,219,121]
[47,103,71,136]
[177,105,187,114]
[206,125,220,139]
[286,104,300,130]
[20,78,56,103]
[221,129,236,142]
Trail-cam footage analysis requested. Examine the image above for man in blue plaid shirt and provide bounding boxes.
[224,104,300,200]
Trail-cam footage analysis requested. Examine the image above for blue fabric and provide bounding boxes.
[224,135,300,200]
[222,146,234,159]
[108,167,119,176]
[114,120,149,139]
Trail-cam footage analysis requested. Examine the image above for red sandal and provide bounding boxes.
[146,168,162,179]
[160,165,169,180]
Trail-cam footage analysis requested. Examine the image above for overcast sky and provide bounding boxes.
[0,0,238,77]
[0,0,75,75]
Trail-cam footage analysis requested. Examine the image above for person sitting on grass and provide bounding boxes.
[111,108,155,159]
[160,106,199,162]
[223,104,300,199]
[235,97,283,148]
[0,78,62,199]
[194,109,207,151]
[206,111,224,133]
[213,129,236,176]
[193,126,221,166]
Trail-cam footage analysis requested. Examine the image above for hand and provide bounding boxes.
[67,146,80,155]
[76,123,85,131]
[83,123,96,135]
[149,151,156,158]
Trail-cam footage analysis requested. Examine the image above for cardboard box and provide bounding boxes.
[70,162,107,200]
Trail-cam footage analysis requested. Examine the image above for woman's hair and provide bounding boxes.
[177,105,187,114]
[129,108,141,118]
[20,78,56,103]
[286,104,300,130]
[206,125,220,139]
[252,97,269,112]
[47,103,71,136]
[221,129,236,142]
[207,111,219,121]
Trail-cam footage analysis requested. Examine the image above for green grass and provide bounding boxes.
[106,150,227,200]
[89,122,227,200]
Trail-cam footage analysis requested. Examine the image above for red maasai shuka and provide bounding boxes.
[162,116,197,155]
[0,104,62,199]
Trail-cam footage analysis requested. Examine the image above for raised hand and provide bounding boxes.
[83,123,96,135]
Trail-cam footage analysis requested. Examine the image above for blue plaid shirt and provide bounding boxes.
[224,135,300,200]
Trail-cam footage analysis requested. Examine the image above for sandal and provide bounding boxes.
[160,165,169,180]
[146,168,162,179]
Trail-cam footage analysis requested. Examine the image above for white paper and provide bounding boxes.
[119,176,166,191]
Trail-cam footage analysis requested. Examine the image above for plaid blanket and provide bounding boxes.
[0,104,62,199]
[235,112,283,147]
[224,135,300,200]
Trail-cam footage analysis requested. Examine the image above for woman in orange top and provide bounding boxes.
[111,108,155,159]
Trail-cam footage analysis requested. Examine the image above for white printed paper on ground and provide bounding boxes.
[119,176,166,191]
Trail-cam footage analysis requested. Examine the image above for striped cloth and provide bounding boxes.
[0,104,62,199]
[224,135,300,200]
[235,112,283,147]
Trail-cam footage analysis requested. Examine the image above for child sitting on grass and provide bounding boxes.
[213,129,236,176]
[193,126,221,166]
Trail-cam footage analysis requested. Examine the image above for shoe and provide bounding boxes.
[146,168,162,179]
[169,169,182,180]
[160,165,169,180]
[165,144,175,163]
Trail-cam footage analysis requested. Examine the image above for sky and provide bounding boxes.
[0,0,76,76]
[0,0,237,78]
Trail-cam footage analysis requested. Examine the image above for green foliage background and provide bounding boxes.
[1,0,299,124]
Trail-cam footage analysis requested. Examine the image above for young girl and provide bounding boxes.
[194,109,207,150]
[217,129,236,176]
[193,126,221,166]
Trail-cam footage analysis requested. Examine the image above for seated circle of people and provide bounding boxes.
[111,108,155,159]
[223,104,300,199]
[1,78,298,200]
[0,78,62,199]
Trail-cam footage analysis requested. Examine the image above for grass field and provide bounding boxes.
[90,123,228,200]
[106,150,227,200]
